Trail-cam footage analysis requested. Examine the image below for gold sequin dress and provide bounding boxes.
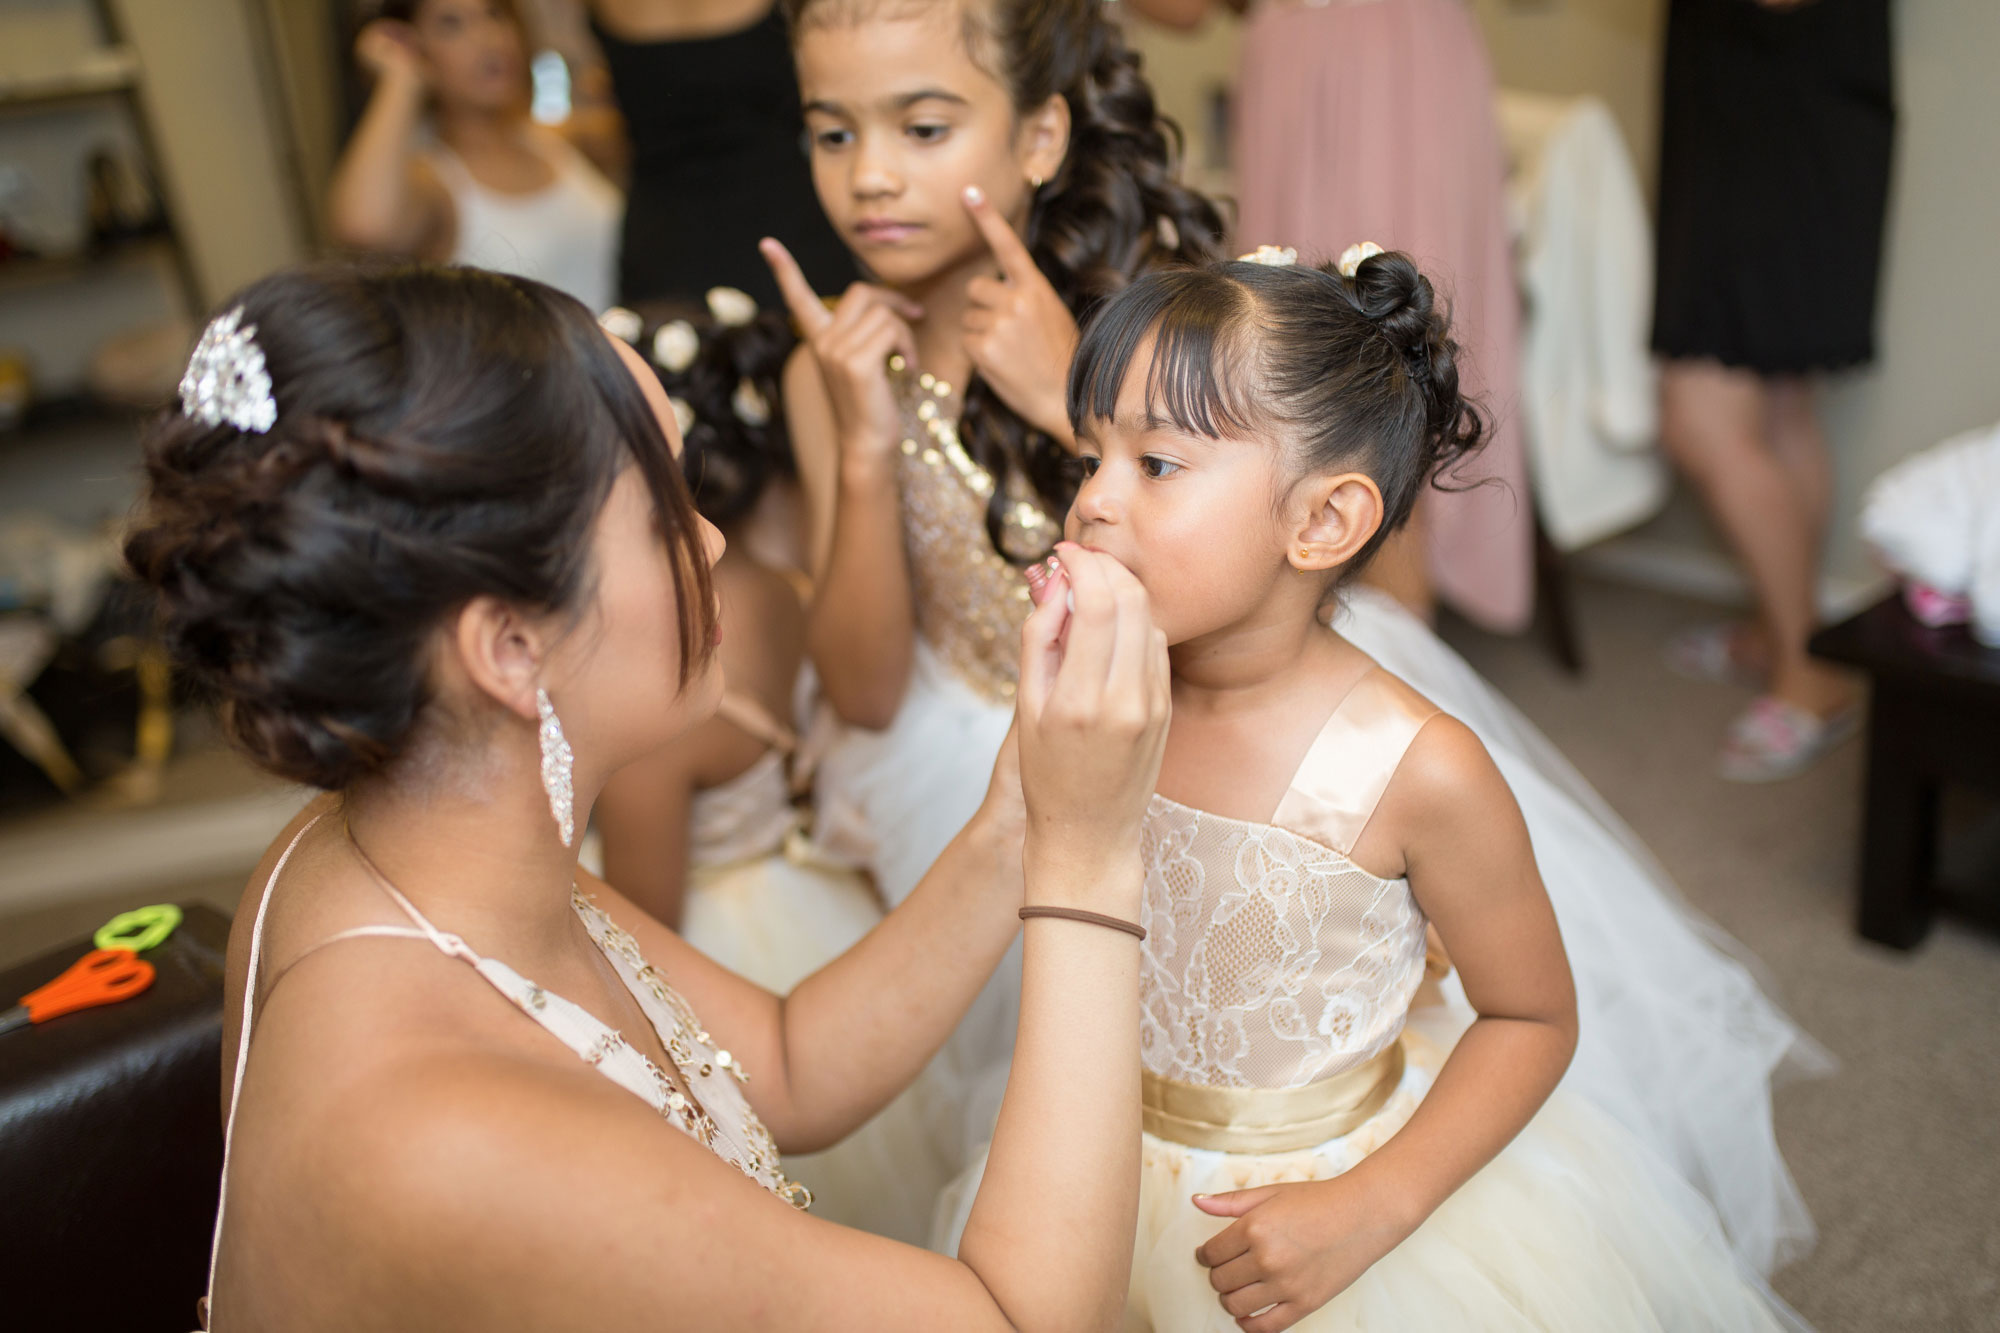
[808,380,1061,1167]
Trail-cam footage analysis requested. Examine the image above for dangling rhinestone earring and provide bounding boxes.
[536,687,575,847]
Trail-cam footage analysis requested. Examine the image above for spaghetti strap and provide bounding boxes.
[202,808,324,1327]
[715,691,797,754]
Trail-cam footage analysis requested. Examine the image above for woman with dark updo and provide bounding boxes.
[133,262,1169,1329]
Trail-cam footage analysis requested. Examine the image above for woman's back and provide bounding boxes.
[593,6,853,306]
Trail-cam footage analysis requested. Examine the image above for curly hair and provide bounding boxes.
[783,0,1228,559]
[641,307,799,530]
[1069,251,1487,576]
[125,263,716,790]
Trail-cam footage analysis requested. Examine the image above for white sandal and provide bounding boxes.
[1719,695,1862,783]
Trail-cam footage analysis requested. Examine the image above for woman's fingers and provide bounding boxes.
[1047,544,1120,707]
[760,238,833,336]
[1017,577,1072,719]
[1102,558,1160,722]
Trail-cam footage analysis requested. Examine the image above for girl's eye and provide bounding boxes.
[907,122,950,144]
[812,127,853,151]
[1076,455,1102,479]
[1140,456,1182,480]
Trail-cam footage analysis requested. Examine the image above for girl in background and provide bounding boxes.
[331,0,623,313]
[593,312,954,1244]
[759,0,1224,1141]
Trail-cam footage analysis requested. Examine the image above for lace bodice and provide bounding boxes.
[893,378,1060,704]
[1139,669,1439,1091]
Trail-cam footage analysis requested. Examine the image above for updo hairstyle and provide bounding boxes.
[125,263,715,790]
[1067,250,1486,575]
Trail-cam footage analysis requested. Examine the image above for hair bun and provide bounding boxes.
[1345,251,1438,370]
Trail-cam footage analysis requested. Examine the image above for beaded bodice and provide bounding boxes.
[891,369,1061,703]
[1138,669,1440,1091]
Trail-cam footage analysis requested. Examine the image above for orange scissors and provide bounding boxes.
[0,948,156,1036]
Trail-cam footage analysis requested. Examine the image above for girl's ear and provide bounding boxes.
[1291,473,1384,574]
[1019,93,1071,190]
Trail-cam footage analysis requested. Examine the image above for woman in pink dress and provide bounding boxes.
[1128,0,1532,632]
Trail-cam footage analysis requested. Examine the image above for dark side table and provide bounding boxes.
[1811,595,2000,948]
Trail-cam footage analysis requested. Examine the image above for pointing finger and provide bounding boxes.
[760,237,834,336]
[962,184,1039,285]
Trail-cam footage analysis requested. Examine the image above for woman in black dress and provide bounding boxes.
[1652,0,1894,782]
[588,0,854,307]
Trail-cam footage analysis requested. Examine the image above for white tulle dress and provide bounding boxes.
[938,665,1806,1330]
[675,691,955,1244]
[1329,586,1828,1276]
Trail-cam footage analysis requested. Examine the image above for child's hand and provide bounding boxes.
[960,186,1080,449]
[1192,1178,1412,1331]
[762,237,924,475]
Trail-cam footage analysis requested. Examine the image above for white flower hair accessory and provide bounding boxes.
[179,306,278,434]
[669,396,696,438]
[706,286,757,328]
[651,319,699,373]
[1238,244,1298,267]
[1337,241,1384,278]
[598,306,643,344]
[731,378,771,427]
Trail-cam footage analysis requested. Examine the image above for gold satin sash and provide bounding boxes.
[1141,1041,1406,1154]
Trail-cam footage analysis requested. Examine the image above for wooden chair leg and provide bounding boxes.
[1535,521,1586,676]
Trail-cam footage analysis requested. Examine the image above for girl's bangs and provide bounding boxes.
[1067,269,1259,442]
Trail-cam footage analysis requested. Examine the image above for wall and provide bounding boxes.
[1468,0,2000,601]
[1129,0,2000,604]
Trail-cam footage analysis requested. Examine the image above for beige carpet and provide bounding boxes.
[1440,576,2000,1332]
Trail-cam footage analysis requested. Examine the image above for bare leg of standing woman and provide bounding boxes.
[1659,360,1855,779]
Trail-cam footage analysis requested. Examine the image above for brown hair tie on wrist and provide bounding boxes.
[1018,906,1147,941]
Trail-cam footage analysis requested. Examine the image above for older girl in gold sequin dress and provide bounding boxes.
[943,253,1809,1329]
[758,0,1224,1151]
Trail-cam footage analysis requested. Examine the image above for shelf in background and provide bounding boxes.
[0,47,141,110]
[0,231,176,295]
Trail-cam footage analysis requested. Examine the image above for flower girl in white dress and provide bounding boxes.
[942,248,1809,1330]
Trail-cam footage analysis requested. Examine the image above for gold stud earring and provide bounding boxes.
[1300,547,1313,561]
[1029,172,1044,191]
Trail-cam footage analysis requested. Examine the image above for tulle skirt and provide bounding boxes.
[1331,586,1830,1274]
[680,842,956,1245]
[809,638,1021,1168]
[941,1020,1804,1332]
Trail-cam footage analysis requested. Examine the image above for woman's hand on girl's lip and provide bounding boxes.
[1014,543,1170,905]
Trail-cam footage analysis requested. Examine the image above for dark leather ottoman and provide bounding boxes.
[0,903,231,1332]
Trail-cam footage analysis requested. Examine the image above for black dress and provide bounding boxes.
[1651,0,1895,373]
[594,5,855,308]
